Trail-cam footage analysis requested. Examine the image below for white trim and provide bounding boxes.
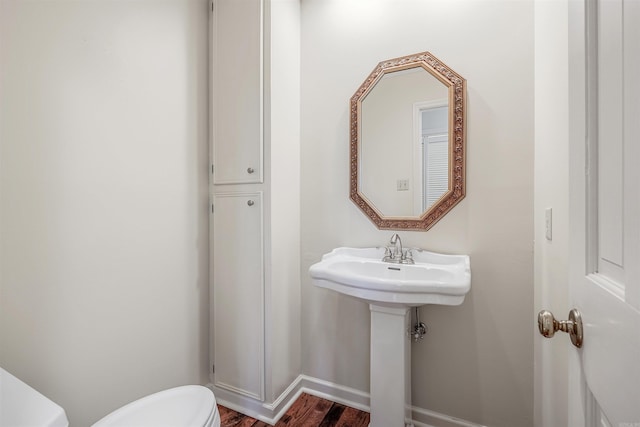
[262,374,305,421]
[214,381,263,401]
[587,273,625,301]
[409,405,487,427]
[208,375,483,427]
[298,375,371,413]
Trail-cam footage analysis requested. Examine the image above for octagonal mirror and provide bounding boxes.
[350,51,466,230]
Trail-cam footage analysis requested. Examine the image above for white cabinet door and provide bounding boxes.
[566,1,640,425]
[213,192,264,400]
[212,0,263,184]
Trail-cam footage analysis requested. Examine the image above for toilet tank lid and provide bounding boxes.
[0,367,69,427]
[92,385,216,427]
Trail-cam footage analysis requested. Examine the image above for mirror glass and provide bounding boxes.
[360,68,449,217]
[350,52,466,230]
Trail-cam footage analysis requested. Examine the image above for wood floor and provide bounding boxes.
[219,393,370,427]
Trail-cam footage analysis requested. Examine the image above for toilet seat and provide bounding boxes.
[92,385,219,427]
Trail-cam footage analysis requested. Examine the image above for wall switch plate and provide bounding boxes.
[397,179,409,191]
[545,207,552,241]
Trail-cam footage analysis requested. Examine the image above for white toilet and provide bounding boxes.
[1,366,218,427]
[92,385,220,427]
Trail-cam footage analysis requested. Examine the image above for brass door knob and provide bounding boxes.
[538,309,583,348]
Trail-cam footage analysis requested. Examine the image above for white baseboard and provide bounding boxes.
[297,375,370,413]
[207,376,305,425]
[410,405,487,427]
[207,375,485,427]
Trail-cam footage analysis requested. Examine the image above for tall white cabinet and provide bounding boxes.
[209,0,301,419]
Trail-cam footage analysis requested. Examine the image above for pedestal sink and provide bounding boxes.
[309,247,471,427]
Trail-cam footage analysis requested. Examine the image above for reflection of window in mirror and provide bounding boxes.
[412,101,449,215]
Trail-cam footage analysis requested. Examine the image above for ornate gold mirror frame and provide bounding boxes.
[350,51,466,230]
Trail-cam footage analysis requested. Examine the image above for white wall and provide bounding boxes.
[301,1,534,425]
[0,1,210,425]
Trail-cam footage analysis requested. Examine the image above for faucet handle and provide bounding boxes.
[401,249,414,264]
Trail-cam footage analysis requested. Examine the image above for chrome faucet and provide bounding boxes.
[390,233,403,258]
[382,233,414,264]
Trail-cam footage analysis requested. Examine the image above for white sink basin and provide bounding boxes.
[309,247,470,307]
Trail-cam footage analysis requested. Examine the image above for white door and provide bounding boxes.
[561,0,640,425]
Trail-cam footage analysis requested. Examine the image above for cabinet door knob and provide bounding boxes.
[247,200,255,206]
[247,167,255,174]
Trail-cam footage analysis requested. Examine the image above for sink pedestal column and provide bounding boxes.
[369,304,412,427]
